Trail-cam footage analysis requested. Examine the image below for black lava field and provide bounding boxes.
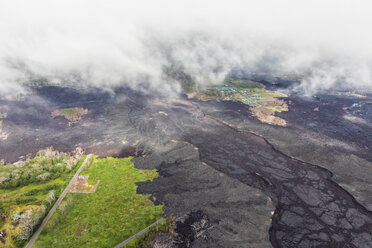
[1,85,372,247]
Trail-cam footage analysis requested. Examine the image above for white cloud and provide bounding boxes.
[0,0,371,96]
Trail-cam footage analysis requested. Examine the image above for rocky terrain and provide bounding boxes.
[0,84,371,247]
[135,142,274,248]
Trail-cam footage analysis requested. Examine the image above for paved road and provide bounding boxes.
[25,154,93,248]
[114,217,166,248]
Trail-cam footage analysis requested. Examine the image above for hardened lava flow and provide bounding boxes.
[1,86,372,247]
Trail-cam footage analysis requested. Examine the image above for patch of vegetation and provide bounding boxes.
[51,107,88,123]
[0,111,6,132]
[227,79,265,89]
[0,148,84,247]
[183,81,197,94]
[22,184,62,197]
[34,156,164,248]
[193,79,289,126]
[196,79,287,107]
[124,217,173,248]
[0,149,81,189]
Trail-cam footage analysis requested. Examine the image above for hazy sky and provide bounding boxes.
[0,0,372,96]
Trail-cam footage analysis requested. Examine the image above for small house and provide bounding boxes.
[13,213,21,221]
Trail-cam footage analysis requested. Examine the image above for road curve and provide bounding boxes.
[25,154,93,248]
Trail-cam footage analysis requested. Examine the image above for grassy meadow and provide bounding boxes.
[33,156,164,248]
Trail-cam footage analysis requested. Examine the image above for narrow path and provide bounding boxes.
[114,217,165,248]
[25,154,93,248]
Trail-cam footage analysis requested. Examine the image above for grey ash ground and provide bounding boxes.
[0,84,372,247]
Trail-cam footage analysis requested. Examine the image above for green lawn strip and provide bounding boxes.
[34,156,163,248]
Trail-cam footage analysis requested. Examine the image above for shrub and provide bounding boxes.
[37,172,50,181]
[0,175,9,186]
[44,184,59,191]
[45,191,55,205]
[18,206,47,240]
[0,202,5,227]
[23,189,42,196]
[16,197,38,205]
[11,235,27,248]
[23,184,60,197]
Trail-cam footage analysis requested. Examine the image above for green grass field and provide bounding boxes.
[33,156,163,248]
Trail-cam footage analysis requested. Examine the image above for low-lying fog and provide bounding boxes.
[1,0,372,97]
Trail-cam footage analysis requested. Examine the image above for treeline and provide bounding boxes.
[15,184,63,206]
[0,157,72,189]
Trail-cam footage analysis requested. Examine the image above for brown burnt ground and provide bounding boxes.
[250,106,286,126]
[85,145,136,159]
[69,175,99,193]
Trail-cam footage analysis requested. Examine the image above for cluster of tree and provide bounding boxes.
[16,191,56,241]
[23,184,61,197]
[47,195,76,229]
[0,157,72,189]
[17,205,47,241]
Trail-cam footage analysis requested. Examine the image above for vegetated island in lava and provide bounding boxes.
[186,79,288,126]
[51,107,88,125]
